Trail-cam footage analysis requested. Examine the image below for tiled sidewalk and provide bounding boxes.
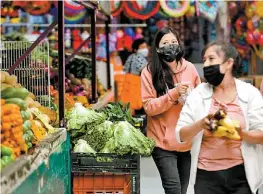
[140,156,263,194]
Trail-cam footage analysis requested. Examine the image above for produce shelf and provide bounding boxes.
[1,129,71,194]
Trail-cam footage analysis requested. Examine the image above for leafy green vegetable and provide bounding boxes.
[73,139,96,154]
[1,32,26,41]
[101,121,155,156]
[67,103,155,157]
[67,103,106,130]
[31,48,49,63]
[85,121,114,152]
[68,58,92,79]
[99,102,139,126]
[67,103,106,144]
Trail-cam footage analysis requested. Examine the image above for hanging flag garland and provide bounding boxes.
[64,0,86,12]
[53,1,87,24]
[99,1,111,16]
[64,10,87,24]
[123,0,160,20]
[19,1,52,16]
[111,0,124,17]
[159,0,190,18]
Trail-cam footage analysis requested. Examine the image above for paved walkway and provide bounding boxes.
[140,156,263,194]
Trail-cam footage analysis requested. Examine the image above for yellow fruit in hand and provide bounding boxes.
[218,118,235,133]
[213,126,229,138]
[225,130,241,141]
[232,120,240,129]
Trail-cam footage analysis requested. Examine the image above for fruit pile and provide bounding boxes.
[1,71,57,170]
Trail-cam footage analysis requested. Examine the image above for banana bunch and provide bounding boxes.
[208,109,241,140]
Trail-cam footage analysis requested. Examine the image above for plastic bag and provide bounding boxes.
[175,82,192,105]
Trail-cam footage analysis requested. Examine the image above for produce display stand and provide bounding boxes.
[1,129,71,194]
[56,0,112,119]
[2,1,140,194]
[61,2,141,194]
[1,2,71,192]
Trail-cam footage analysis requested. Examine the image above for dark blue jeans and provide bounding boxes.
[194,164,253,194]
[152,147,191,194]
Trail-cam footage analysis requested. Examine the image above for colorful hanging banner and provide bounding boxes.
[111,0,124,17]
[123,1,160,20]
[159,0,190,18]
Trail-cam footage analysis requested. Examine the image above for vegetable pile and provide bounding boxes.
[208,109,241,140]
[99,102,139,126]
[50,53,107,109]
[67,103,106,144]
[68,103,155,156]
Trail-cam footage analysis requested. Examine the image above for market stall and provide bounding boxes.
[0,71,70,193]
[1,1,263,194]
[0,1,114,193]
[1,1,149,194]
[229,1,263,88]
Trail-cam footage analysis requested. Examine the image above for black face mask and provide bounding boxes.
[157,44,183,62]
[203,64,225,86]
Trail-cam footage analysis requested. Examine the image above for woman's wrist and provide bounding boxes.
[175,87,181,97]
[167,87,180,102]
[174,85,181,97]
[241,130,263,144]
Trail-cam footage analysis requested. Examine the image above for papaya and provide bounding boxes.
[5,98,28,111]
[1,87,29,100]
[21,111,31,121]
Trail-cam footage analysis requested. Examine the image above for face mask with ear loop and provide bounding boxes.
[157,44,183,62]
[137,48,149,57]
[203,59,230,87]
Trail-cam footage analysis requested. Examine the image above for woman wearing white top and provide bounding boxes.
[175,41,263,194]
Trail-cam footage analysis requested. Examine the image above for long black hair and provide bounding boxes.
[147,27,184,97]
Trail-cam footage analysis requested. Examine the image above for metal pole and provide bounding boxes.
[105,16,111,89]
[90,9,97,103]
[58,1,65,127]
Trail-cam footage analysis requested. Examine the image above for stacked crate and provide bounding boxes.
[71,153,140,194]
